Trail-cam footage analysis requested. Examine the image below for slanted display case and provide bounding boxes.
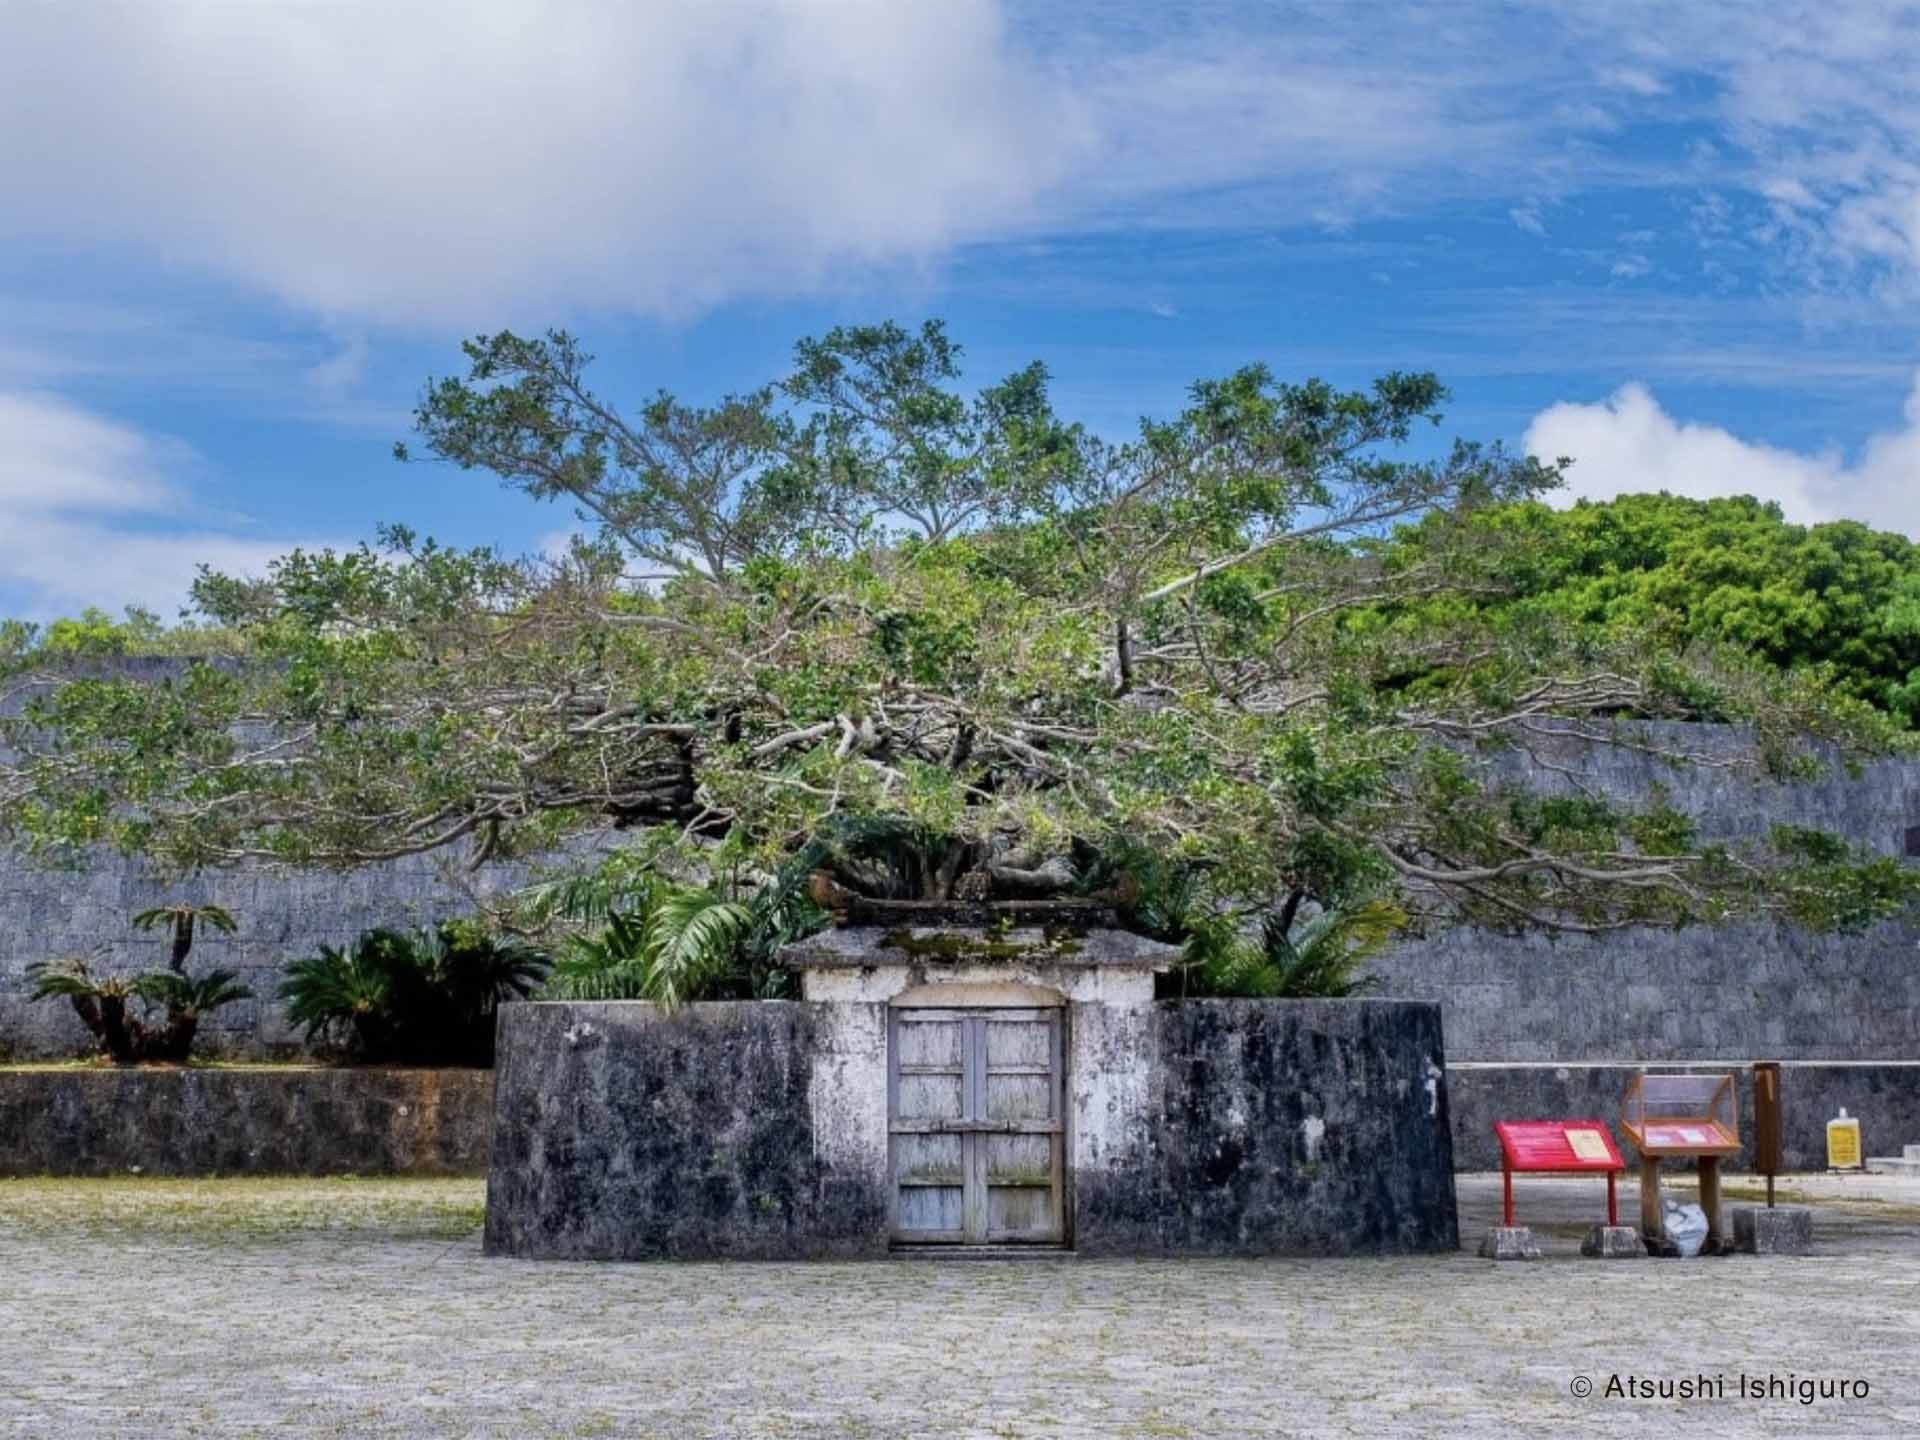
[1620,1073,1740,1157]
[1621,1072,1741,1255]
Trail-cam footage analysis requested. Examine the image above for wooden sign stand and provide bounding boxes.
[1620,1073,1741,1254]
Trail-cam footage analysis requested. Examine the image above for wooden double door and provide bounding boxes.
[888,1007,1066,1246]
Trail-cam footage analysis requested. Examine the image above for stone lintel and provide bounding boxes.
[780,924,1181,972]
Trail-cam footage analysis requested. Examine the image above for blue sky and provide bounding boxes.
[2,0,1919,618]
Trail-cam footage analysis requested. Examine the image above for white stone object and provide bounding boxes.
[1580,1224,1642,1259]
[1479,1225,1543,1261]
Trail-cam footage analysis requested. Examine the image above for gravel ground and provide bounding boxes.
[2,1173,1917,1439]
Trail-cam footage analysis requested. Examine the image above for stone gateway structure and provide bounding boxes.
[484,902,1458,1259]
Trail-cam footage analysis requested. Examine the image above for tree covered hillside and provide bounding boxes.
[1371,494,1920,728]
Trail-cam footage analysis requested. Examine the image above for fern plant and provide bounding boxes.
[280,935,407,1057]
[1106,844,1403,1000]
[1191,901,1402,999]
[539,885,755,1007]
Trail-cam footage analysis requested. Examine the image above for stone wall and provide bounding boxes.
[1075,1000,1457,1255]
[485,997,1457,1259]
[0,847,566,1060]
[1377,919,1920,1063]
[484,1002,890,1260]
[1369,721,1920,1064]
[1447,1061,1920,1174]
[0,1066,492,1176]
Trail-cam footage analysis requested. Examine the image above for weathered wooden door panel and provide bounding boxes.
[979,1012,1064,1242]
[889,1007,1064,1245]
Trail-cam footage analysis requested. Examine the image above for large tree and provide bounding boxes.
[0,324,1910,937]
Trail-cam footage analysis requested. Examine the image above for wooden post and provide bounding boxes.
[1503,1165,1514,1227]
[1639,1154,1662,1242]
[1698,1155,1722,1253]
[1607,1170,1618,1228]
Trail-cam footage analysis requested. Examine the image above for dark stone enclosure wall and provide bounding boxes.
[485,1002,890,1260]
[1076,1000,1457,1256]
[0,1067,492,1177]
[1379,919,1920,1063]
[487,997,1457,1259]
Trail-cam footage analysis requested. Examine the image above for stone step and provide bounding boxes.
[1868,1155,1920,1175]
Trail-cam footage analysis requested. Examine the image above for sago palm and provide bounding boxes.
[130,902,238,974]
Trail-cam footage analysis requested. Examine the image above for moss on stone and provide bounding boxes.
[880,927,1086,964]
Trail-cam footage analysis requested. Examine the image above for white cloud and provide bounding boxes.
[0,1,1092,327]
[0,1,1722,328]
[0,0,1915,339]
[1510,205,1549,237]
[0,392,321,617]
[1558,1,1920,297]
[1525,378,1920,535]
[306,336,371,395]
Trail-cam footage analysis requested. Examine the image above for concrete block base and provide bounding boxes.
[1733,1205,1813,1255]
[1868,1144,1920,1176]
[1478,1225,1543,1261]
[1580,1224,1643,1259]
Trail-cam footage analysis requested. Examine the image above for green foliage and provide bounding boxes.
[278,923,548,1064]
[130,968,254,1015]
[26,948,252,1065]
[131,903,237,935]
[534,852,809,1007]
[2,327,1911,947]
[1097,840,1400,999]
[541,887,753,1007]
[1191,904,1400,1000]
[1373,493,1920,728]
[130,902,239,974]
[532,817,995,1008]
[1764,827,1920,932]
[0,607,241,662]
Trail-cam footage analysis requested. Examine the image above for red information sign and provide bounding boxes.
[1495,1119,1626,1173]
[1492,1119,1626,1229]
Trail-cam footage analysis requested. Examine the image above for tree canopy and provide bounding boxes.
[1372,493,1920,727]
[1,323,1912,943]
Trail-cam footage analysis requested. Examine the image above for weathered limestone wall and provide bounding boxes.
[484,1002,890,1260]
[1076,1000,1458,1255]
[485,997,1457,1258]
[1377,920,1920,1063]
[0,1066,492,1176]
[1370,722,1920,1064]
